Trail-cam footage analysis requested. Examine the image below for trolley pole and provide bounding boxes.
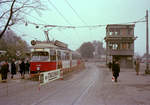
[145,10,150,74]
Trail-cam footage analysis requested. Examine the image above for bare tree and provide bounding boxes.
[0,0,45,39]
[79,42,95,58]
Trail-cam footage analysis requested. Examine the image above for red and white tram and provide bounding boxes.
[30,40,83,82]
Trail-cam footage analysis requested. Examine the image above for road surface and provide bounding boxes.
[0,62,150,105]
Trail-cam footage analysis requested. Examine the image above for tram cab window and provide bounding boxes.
[61,52,69,60]
[50,50,56,61]
[31,51,49,61]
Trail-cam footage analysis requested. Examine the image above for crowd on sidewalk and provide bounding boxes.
[0,59,30,82]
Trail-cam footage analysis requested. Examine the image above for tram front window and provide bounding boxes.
[31,51,49,61]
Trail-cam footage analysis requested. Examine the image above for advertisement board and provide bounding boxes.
[39,69,60,85]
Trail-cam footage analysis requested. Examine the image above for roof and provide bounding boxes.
[106,24,135,29]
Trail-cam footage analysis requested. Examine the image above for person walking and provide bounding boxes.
[112,60,120,82]
[108,61,112,71]
[0,61,9,82]
[135,58,140,75]
[19,60,25,79]
[11,59,16,79]
[25,60,30,74]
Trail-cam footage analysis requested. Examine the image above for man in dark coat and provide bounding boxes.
[25,60,30,74]
[0,61,9,81]
[112,60,120,82]
[19,60,25,78]
[11,59,16,79]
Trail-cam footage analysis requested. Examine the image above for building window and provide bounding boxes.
[128,29,132,35]
[109,28,114,35]
[121,43,131,50]
[108,28,120,36]
[115,32,118,35]
[110,32,113,35]
[122,43,127,49]
[112,44,118,50]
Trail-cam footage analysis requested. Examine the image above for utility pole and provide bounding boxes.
[145,10,150,74]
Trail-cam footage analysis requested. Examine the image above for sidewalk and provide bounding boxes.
[98,63,150,105]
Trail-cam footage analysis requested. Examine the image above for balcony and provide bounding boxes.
[109,49,134,56]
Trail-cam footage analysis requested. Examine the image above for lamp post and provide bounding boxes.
[145,10,150,74]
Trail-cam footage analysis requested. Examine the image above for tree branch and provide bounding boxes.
[0,0,16,39]
[0,0,11,4]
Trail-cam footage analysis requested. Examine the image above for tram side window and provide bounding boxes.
[61,52,66,60]
[57,51,61,60]
[50,50,56,61]
[66,53,70,60]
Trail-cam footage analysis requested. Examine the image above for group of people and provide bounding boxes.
[108,58,140,83]
[0,59,30,82]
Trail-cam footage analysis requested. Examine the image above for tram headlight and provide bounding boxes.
[37,67,40,71]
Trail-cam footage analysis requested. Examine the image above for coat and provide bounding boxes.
[0,63,9,80]
[11,62,16,75]
[19,61,25,74]
[108,62,112,69]
[112,62,120,78]
[25,62,30,72]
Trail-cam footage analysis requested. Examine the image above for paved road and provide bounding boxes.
[0,62,150,105]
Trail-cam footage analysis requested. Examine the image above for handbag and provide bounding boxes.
[112,76,115,82]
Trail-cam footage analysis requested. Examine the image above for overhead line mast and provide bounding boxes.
[145,10,150,74]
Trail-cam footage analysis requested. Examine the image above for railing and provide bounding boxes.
[109,49,134,55]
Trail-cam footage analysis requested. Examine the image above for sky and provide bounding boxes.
[11,0,150,56]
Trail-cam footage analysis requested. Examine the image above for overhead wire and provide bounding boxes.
[64,0,96,40]
[28,18,145,29]
[64,0,87,25]
[47,0,82,45]
[47,0,72,25]
[10,26,38,40]
[21,11,48,24]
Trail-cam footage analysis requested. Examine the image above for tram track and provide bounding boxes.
[30,67,90,105]
[32,63,98,105]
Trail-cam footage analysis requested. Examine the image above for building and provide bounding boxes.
[104,24,136,68]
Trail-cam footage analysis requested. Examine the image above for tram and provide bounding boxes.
[30,40,83,81]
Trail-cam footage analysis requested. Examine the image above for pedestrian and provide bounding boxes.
[112,60,120,82]
[135,58,140,75]
[108,61,112,71]
[19,60,25,79]
[25,60,30,74]
[11,59,16,79]
[0,61,9,82]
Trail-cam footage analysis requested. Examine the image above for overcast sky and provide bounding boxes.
[11,0,150,56]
